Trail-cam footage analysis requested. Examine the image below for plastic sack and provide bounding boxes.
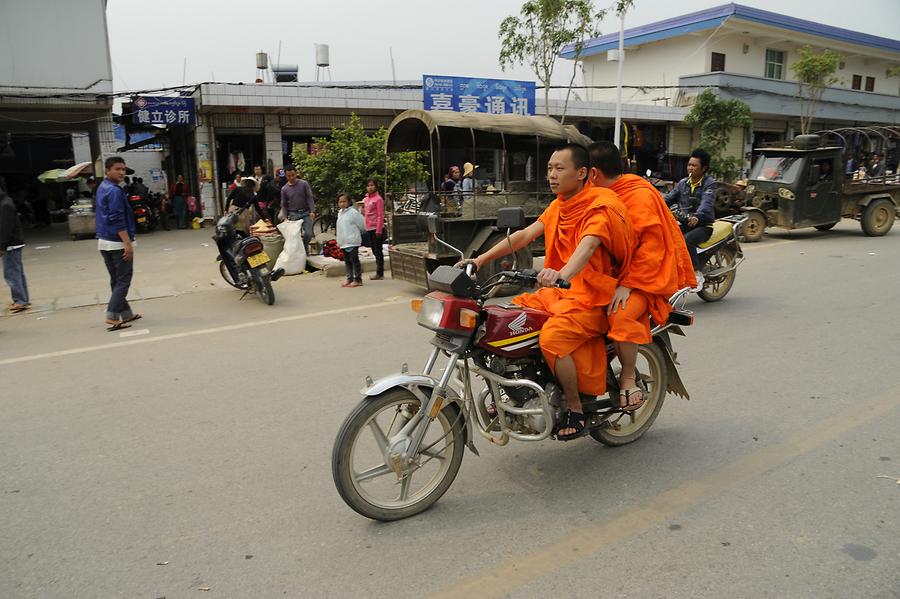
[274,220,307,274]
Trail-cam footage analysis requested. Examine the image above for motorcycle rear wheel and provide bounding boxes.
[591,341,667,447]
[251,269,275,305]
[697,246,737,302]
[332,389,465,521]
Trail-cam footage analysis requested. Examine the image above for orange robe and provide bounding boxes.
[513,184,634,395]
[607,175,696,344]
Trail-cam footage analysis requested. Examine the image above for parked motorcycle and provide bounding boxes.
[693,215,747,302]
[331,209,694,521]
[129,195,157,233]
[213,209,280,305]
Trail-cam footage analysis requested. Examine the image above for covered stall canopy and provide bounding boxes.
[385,109,592,193]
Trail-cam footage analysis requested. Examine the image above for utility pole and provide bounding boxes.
[613,11,625,150]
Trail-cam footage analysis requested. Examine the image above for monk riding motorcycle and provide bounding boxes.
[331,208,694,521]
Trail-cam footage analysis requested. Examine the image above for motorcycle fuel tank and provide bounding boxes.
[477,304,549,358]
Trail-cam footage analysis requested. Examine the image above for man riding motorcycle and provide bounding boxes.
[460,143,634,440]
[664,148,717,288]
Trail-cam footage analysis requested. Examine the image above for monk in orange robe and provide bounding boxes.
[466,144,634,439]
[588,142,696,411]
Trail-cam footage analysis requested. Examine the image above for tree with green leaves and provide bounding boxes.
[290,114,427,213]
[683,89,752,181]
[498,0,633,121]
[791,46,842,135]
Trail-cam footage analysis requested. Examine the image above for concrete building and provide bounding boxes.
[0,0,116,187]
[187,81,689,216]
[563,3,900,160]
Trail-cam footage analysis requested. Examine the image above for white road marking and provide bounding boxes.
[119,328,150,338]
[0,299,407,367]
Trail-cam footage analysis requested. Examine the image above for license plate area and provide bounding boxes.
[247,251,269,268]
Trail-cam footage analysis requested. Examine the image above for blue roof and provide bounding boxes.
[561,3,900,58]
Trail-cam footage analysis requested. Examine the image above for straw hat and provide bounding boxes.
[463,162,478,177]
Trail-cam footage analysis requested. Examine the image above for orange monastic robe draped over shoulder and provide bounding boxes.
[512,184,634,395]
[607,174,696,344]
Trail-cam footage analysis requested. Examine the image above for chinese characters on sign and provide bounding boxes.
[131,96,196,126]
[422,75,536,115]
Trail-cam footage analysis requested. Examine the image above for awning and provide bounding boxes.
[385,109,592,152]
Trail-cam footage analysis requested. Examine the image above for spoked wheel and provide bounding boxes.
[697,246,737,302]
[332,389,465,521]
[251,269,275,305]
[219,261,250,289]
[591,342,668,446]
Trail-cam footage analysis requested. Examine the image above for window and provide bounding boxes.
[852,75,862,90]
[711,52,726,72]
[764,49,784,79]
[750,155,805,184]
[865,76,875,92]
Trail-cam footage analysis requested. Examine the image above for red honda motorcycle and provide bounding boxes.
[332,210,694,521]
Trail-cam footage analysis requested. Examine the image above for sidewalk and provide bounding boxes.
[4,224,251,315]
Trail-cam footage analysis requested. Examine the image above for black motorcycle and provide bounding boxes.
[129,195,157,233]
[213,209,281,305]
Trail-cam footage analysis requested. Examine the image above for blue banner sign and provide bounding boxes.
[132,96,196,126]
[422,75,535,115]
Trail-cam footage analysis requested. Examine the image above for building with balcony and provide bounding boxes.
[563,3,900,164]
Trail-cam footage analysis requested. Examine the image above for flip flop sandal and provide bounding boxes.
[9,304,30,313]
[106,321,132,332]
[554,409,587,441]
[125,314,143,323]
[619,387,645,412]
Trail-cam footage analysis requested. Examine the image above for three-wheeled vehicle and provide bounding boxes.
[741,134,899,241]
[384,109,591,292]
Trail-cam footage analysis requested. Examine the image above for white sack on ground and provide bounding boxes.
[274,220,307,274]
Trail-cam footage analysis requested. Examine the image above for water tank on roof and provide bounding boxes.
[315,44,330,67]
[256,52,268,70]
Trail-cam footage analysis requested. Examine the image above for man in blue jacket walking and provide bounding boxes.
[96,156,141,331]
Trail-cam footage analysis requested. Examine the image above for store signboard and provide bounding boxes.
[132,96,196,126]
[422,75,535,115]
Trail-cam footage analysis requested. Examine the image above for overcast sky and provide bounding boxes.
[106,0,899,92]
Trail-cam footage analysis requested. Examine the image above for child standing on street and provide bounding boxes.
[335,192,366,287]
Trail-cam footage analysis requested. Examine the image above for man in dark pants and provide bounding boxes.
[96,157,141,331]
[0,176,31,313]
[665,148,717,288]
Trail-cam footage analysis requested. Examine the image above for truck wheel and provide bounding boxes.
[861,199,894,237]
[814,222,839,231]
[741,211,766,242]
[477,233,533,297]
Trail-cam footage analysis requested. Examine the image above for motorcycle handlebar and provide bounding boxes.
[501,269,570,289]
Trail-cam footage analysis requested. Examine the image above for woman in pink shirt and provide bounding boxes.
[363,179,385,280]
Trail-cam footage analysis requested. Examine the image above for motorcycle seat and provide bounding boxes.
[698,220,733,249]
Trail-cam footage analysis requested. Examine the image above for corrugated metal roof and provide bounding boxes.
[561,3,900,58]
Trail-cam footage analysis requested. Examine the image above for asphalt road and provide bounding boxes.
[1,221,898,598]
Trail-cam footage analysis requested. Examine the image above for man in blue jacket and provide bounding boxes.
[96,156,140,331]
[665,148,717,286]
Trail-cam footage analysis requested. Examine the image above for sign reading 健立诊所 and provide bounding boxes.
[422,75,535,115]
[131,96,196,126]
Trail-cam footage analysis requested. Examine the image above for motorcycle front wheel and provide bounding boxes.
[251,269,275,305]
[332,389,465,521]
[219,260,250,289]
[591,341,668,446]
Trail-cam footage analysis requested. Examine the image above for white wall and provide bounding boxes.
[579,23,899,104]
[0,0,112,92]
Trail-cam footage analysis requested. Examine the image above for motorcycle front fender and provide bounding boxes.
[653,335,690,400]
[361,373,476,455]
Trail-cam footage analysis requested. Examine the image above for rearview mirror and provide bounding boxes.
[496,207,526,230]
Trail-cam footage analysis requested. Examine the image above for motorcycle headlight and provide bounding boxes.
[416,296,445,330]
